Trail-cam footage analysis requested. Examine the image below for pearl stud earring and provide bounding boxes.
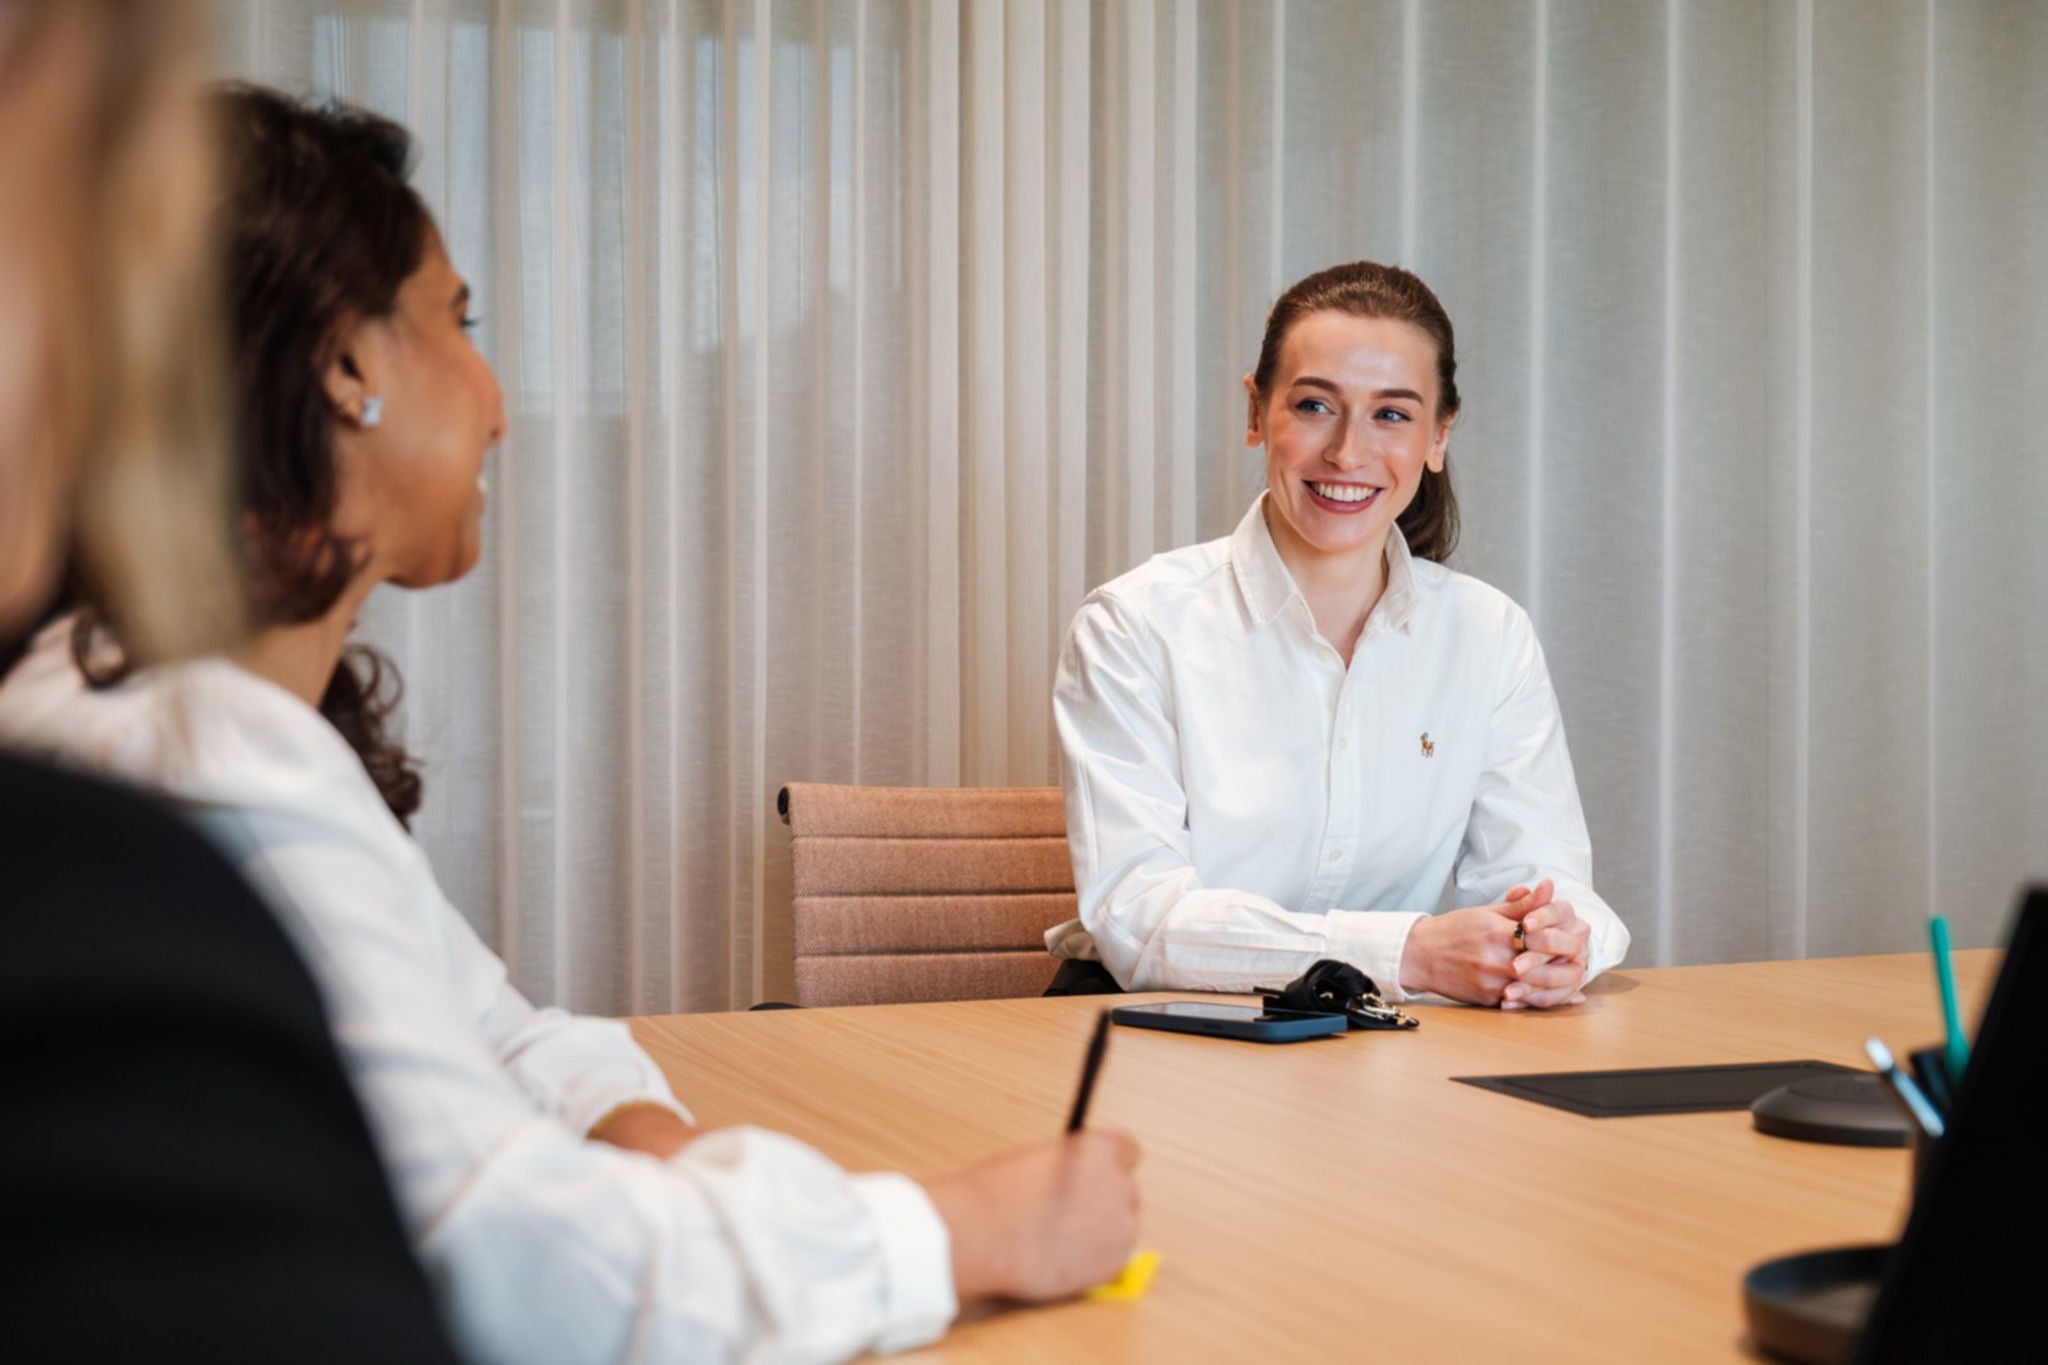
[361,395,385,429]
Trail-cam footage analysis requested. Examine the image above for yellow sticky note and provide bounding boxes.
[1084,1249,1161,1301]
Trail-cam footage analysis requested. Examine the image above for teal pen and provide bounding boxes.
[1929,915,1969,1086]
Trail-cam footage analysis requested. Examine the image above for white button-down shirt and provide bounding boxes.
[0,617,954,1365]
[1047,495,1630,999]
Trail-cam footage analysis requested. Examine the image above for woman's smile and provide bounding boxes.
[1304,480,1382,513]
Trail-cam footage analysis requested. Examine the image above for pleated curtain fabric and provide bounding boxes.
[212,0,2048,1016]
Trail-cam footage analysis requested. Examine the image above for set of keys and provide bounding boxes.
[1256,958,1420,1031]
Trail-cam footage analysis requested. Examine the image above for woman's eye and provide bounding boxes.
[460,311,483,332]
[1294,398,1332,415]
[1376,407,1411,423]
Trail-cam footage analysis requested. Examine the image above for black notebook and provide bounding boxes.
[1453,1059,1860,1118]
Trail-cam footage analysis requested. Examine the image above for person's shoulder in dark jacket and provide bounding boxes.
[0,749,462,1364]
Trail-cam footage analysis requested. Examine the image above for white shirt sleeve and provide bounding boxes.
[1452,606,1632,982]
[0,629,960,1361]
[1056,592,1425,994]
[448,906,695,1137]
[431,1125,955,1365]
[223,809,956,1365]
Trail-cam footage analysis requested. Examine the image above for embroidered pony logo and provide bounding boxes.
[1419,732,1435,758]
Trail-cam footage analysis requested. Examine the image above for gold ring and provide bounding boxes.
[1512,922,1528,953]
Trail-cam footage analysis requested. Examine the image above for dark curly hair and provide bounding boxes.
[64,85,432,824]
[1251,261,1462,563]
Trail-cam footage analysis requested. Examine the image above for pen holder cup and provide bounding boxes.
[1902,1043,1954,1201]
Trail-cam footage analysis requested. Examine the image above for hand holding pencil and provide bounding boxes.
[921,1011,1140,1304]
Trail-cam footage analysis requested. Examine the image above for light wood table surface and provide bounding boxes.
[630,952,1995,1363]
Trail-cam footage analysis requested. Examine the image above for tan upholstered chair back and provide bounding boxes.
[778,782,1073,1006]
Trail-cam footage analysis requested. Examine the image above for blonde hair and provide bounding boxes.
[6,0,241,663]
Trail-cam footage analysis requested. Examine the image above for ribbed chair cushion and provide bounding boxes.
[778,782,1072,1006]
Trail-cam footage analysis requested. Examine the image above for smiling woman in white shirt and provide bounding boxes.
[0,85,1138,1365]
[1046,261,1630,1009]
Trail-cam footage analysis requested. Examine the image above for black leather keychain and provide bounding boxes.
[1257,959,1419,1031]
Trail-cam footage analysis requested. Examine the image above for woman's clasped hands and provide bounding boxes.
[1397,877,1591,1010]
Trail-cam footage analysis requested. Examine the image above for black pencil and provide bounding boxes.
[1065,1010,1113,1133]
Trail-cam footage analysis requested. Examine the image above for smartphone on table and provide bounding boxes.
[1109,1001,1346,1043]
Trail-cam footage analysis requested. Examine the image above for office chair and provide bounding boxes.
[777,782,1074,1006]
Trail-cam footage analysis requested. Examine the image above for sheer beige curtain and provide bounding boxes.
[211,0,2048,1015]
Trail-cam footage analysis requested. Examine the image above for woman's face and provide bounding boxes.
[329,233,506,590]
[1246,309,1452,573]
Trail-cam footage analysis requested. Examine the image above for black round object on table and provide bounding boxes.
[1750,1071,1911,1147]
[1742,1243,1891,1364]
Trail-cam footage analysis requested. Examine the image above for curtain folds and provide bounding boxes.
[213,0,2048,1014]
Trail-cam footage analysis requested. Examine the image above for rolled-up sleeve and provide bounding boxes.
[429,1125,956,1365]
[6,636,962,1365]
[228,815,957,1365]
[452,910,694,1137]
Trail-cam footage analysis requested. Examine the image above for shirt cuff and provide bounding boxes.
[582,1093,697,1139]
[1322,909,1428,1003]
[561,1078,695,1139]
[847,1172,958,1354]
[1575,891,1631,983]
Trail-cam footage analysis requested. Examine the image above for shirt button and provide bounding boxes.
[1327,848,1343,862]
[1337,736,1349,751]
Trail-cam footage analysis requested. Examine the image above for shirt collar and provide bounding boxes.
[1230,492,1424,635]
[1229,493,1298,626]
[1374,520,1421,636]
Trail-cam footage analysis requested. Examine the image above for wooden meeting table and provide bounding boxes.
[630,952,1995,1362]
